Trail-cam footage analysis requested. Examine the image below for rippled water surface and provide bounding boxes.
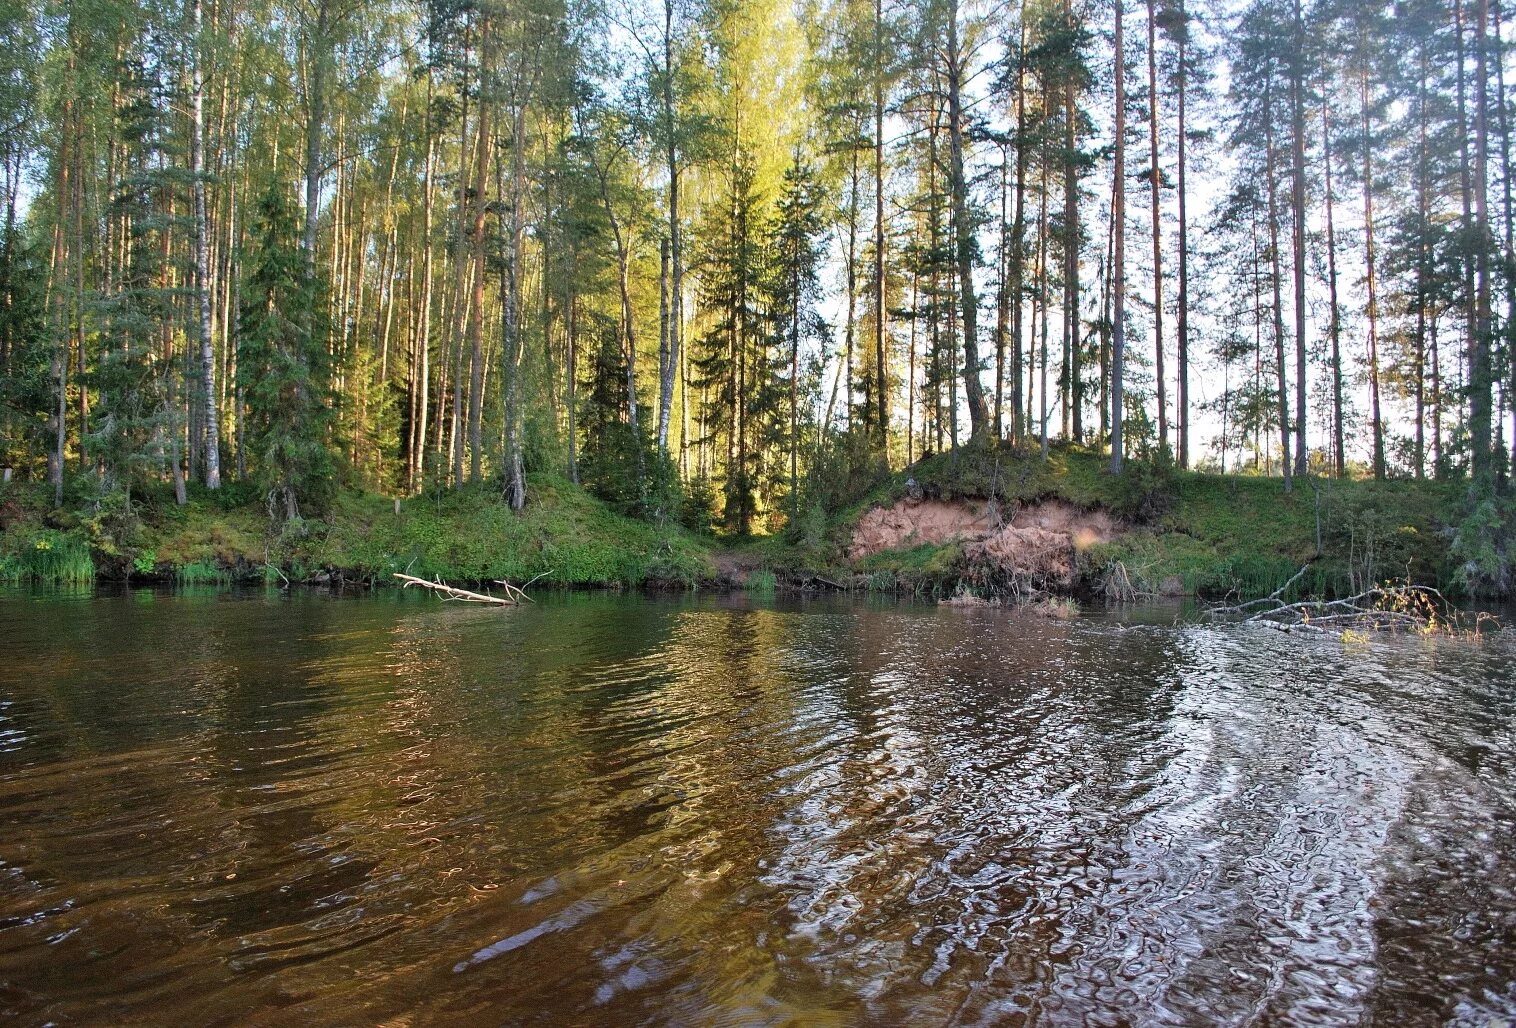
[1,588,1514,1025]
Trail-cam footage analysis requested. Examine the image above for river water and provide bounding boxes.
[0,587,1512,1025]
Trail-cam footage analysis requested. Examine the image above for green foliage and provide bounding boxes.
[0,528,95,583]
[308,475,715,587]
[745,568,777,593]
[681,475,717,535]
[175,559,228,585]
[798,426,890,525]
[238,183,339,523]
[1107,456,1180,521]
[0,224,51,476]
[1451,492,1512,596]
[86,48,181,506]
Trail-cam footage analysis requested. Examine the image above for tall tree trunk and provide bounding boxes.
[1494,0,1516,483]
[1455,0,1478,478]
[1471,0,1495,487]
[1289,0,1309,477]
[1146,0,1167,456]
[1038,156,1051,460]
[1323,94,1346,477]
[845,143,859,432]
[1360,66,1386,480]
[303,0,329,268]
[995,145,1010,439]
[660,237,670,471]
[1265,79,1292,490]
[568,290,579,484]
[46,88,72,506]
[873,0,889,451]
[1414,48,1431,480]
[1111,0,1128,473]
[1011,6,1030,444]
[449,62,473,487]
[1065,72,1081,443]
[413,78,436,493]
[466,50,491,484]
[1175,8,1190,468]
[909,270,918,461]
[946,0,990,439]
[192,0,220,489]
[657,0,680,456]
[789,239,801,520]
[504,99,529,511]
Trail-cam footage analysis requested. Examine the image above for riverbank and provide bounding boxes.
[0,444,1501,599]
[742,444,1479,601]
[0,475,717,589]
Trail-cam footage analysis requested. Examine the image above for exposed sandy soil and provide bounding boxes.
[850,494,1120,588]
[848,497,999,560]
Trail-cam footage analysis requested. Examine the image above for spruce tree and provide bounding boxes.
[238,183,338,522]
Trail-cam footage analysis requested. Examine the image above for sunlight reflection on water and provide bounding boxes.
[0,588,1512,1024]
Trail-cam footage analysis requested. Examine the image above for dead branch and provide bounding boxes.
[1208,578,1498,639]
[1205,563,1312,618]
[394,573,520,605]
[489,579,536,603]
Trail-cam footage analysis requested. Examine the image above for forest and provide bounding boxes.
[0,0,1513,587]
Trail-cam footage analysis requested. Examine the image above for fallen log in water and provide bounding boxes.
[1207,576,1499,639]
[393,573,529,605]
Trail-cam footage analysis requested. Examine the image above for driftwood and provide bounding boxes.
[393,573,530,605]
[1208,573,1498,638]
[1207,563,1313,617]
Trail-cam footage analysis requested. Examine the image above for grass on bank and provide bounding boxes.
[809,441,1471,599]
[0,473,715,588]
[0,528,96,584]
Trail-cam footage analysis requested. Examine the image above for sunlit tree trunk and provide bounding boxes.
[192,0,220,489]
[1360,65,1385,480]
[1146,0,1167,456]
[1065,73,1081,443]
[1011,9,1030,444]
[1323,95,1346,477]
[1264,77,1292,490]
[945,0,990,439]
[1289,0,1308,477]
[873,0,889,451]
[1111,0,1127,473]
[1175,5,1190,468]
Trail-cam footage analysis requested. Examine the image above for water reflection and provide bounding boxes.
[0,588,1513,1024]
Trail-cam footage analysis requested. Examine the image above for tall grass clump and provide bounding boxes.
[176,559,229,585]
[3,530,96,583]
[745,569,777,594]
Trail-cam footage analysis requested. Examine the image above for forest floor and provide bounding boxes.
[0,443,1490,600]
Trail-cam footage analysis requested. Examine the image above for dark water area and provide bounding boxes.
[0,586,1513,1025]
